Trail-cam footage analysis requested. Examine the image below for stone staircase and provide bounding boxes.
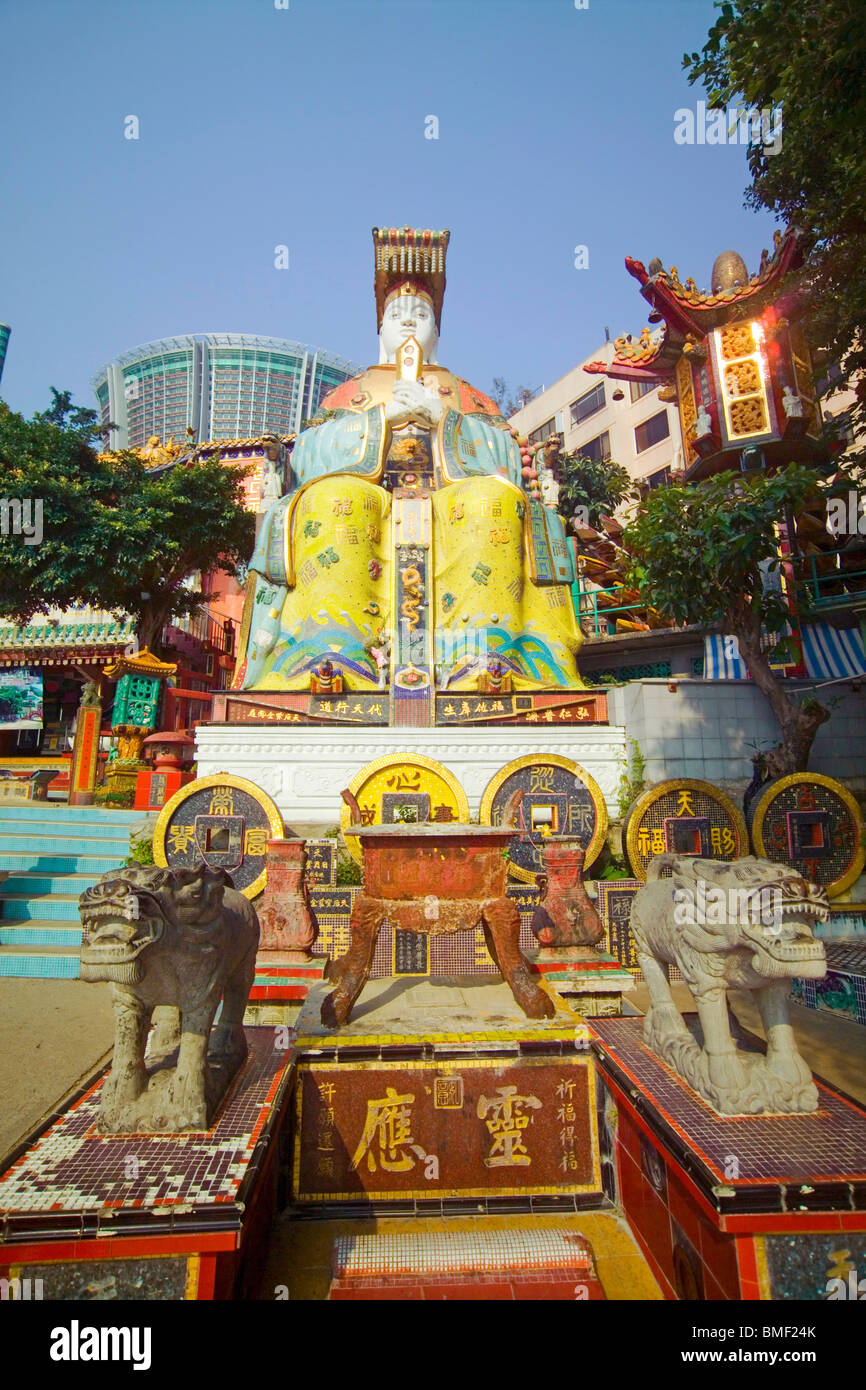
[0,803,145,978]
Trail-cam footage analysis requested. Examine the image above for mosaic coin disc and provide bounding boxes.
[153,773,284,899]
[339,753,470,865]
[623,778,748,882]
[748,772,865,898]
[479,754,608,885]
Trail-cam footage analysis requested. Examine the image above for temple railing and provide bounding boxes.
[163,607,239,654]
[791,543,866,611]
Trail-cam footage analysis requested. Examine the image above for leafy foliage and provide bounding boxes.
[0,397,256,652]
[623,466,831,773]
[34,388,106,444]
[684,0,866,468]
[491,378,536,418]
[557,452,635,528]
[623,466,819,635]
[128,836,155,865]
[616,739,648,819]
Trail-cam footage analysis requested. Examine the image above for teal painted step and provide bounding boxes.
[0,872,101,895]
[0,894,84,922]
[0,923,83,946]
[0,805,144,822]
[0,826,132,846]
[0,853,129,874]
[0,952,80,978]
[0,803,145,978]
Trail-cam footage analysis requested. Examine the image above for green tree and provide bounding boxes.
[684,0,866,464]
[34,387,106,443]
[491,378,536,417]
[0,399,255,652]
[557,451,635,527]
[623,465,830,775]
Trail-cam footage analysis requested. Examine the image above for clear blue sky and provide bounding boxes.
[1,0,779,419]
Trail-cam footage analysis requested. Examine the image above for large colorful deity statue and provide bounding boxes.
[233,227,583,708]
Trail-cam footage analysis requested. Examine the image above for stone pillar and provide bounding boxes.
[258,837,318,962]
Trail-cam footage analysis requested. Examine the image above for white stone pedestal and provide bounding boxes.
[194,723,627,828]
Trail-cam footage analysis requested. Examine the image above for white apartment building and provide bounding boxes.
[509,339,683,490]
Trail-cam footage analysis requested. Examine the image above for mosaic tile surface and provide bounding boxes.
[592,1017,866,1187]
[825,941,866,974]
[0,1030,291,1220]
[333,1227,595,1277]
[792,941,866,1025]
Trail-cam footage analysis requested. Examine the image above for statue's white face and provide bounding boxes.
[379,294,439,364]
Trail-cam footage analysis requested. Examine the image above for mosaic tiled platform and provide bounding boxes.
[792,939,866,1027]
[0,1029,294,1239]
[592,1016,866,1215]
[329,1227,605,1300]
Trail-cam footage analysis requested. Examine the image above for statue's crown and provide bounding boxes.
[373,225,449,331]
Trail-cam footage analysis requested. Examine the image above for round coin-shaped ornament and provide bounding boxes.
[153,773,284,899]
[479,755,608,884]
[748,773,865,898]
[623,778,748,882]
[339,754,470,865]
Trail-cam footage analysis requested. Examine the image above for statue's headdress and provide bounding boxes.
[373,225,450,332]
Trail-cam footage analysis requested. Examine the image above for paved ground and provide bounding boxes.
[0,978,114,1161]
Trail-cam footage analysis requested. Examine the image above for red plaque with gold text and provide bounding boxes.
[292,1056,600,1202]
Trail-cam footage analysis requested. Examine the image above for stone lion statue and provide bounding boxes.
[80,864,260,1133]
[629,855,828,1115]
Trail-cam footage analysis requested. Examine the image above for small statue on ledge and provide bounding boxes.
[80,864,259,1133]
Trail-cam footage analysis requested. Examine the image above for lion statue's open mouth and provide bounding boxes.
[79,878,168,984]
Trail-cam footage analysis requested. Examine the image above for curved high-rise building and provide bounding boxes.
[92,333,361,450]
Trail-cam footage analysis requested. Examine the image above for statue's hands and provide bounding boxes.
[385,379,444,426]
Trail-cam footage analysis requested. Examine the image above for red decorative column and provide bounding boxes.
[258,838,318,962]
[531,838,604,949]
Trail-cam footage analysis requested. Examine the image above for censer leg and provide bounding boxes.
[321,896,384,1028]
[482,898,555,1020]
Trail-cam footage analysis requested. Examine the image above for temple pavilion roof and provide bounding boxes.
[585,228,804,384]
[0,611,138,666]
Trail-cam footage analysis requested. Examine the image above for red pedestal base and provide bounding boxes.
[133,768,194,811]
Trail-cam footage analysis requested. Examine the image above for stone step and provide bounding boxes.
[0,871,102,895]
[0,921,83,947]
[0,804,143,822]
[0,827,131,848]
[0,943,81,978]
[0,852,126,874]
[0,893,84,922]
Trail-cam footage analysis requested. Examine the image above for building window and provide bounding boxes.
[634,410,670,453]
[529,418,557,445]
[578,430,611,463]
[644,466,671,489]
[629,380,656,402]
[570,382,605,427]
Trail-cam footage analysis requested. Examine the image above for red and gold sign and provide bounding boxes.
[293,1056,599,1203]
[69,706,100,801]
[749,773,865,898]
[339,753,469,865]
